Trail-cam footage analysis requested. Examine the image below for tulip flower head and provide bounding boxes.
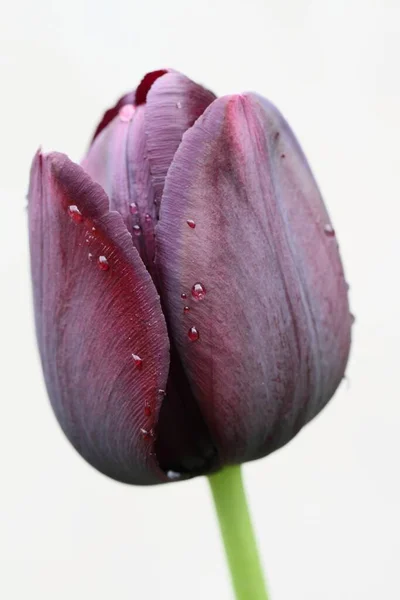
[28,69,352,485]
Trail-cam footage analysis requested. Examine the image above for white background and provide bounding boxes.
[1,1,399,598]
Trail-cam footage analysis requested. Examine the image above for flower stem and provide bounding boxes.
[208,465,270,600]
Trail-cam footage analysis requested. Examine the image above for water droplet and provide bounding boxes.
[133,224,142,236]
[167,470,181,480]
[132,353,143,369]
[176,102,182,109]
[129,202,138,215]
[181,293,187,300]
[98,255,109,271]
[88,253,93,261]
[140,427,154,440]
[85,219,97,235]
[192,282,206,301]
[187,219,196,229]
[188,326,199,342]
[119,104,135,122]
[144,404,152,417]
[158,389,166,397]
[324,224,335,237]
[144,213,152,223]
[68,205,83,223]
[183,306,190,314]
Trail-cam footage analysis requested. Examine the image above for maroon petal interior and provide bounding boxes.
[154,345,218,475]
[28,151,170,484]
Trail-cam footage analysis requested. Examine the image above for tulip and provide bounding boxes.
[28,69,352,487]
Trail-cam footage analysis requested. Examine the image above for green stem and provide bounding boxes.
[208,465,269,600]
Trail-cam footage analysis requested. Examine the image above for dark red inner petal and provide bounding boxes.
[135,70,168,105]
[155,346,218,476]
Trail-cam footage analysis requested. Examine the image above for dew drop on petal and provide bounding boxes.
[187,219,196,229]
[192,282,206,300]
[143,427,155,440]
[98,255,109,271]
[188,326,199,342]
[144,213,152,224]
[140,427,153,440]
[167,470,181,480]
[324,224,335,237]
[132,353,143,369]
[181,293,187,300]
[129,202,138,215]
[68,204,83,223]
[85,220,98,235]
[176,102,182,109]
[119,104,135,122]
[133,224,142,236]
[88,253,93,261]
[183,306,190,314]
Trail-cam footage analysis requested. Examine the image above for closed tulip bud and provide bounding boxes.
[28,69,352,485]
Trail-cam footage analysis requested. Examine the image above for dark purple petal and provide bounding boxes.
[145,71,216,212]
[28,151,170,484]
[82,105,158,275]
[82,106,151,262]
[156,94,351,465]
[82,71,216,276]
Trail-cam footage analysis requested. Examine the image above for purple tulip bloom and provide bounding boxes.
[28,69,352,484]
